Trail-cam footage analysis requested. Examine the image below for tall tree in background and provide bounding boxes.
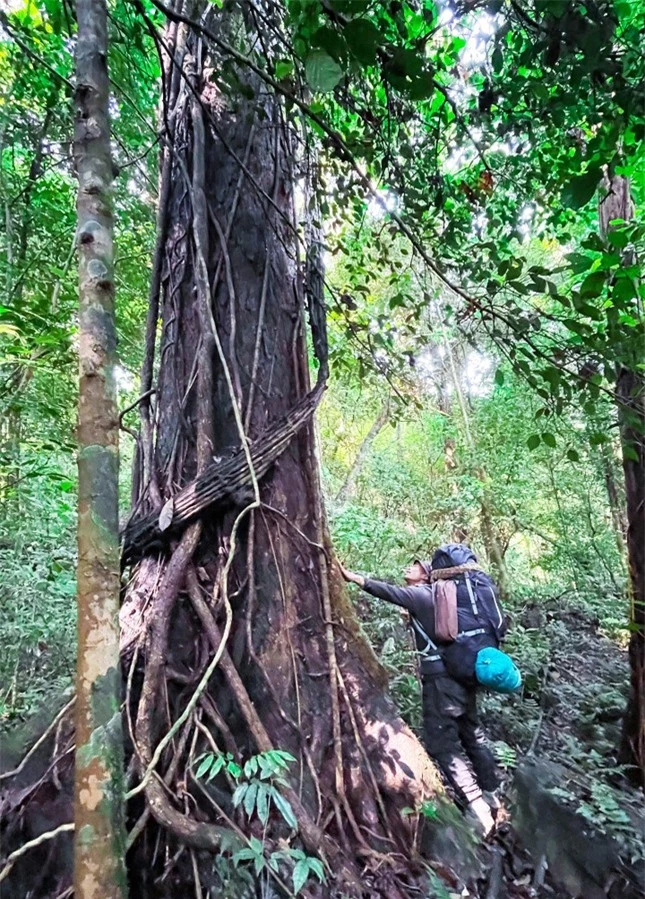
[74,0,127,894]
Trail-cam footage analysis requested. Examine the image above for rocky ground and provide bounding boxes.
[452,602,644,899]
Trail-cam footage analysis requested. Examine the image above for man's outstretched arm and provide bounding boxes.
[338,562,426,614]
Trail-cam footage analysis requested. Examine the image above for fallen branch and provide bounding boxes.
[0,822,74,886]
[0,697,74,783]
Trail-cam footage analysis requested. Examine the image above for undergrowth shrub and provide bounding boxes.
[0,462,77,724]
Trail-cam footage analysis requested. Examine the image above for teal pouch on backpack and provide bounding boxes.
[475,647,522,693]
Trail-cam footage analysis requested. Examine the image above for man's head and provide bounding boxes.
[403,559,432,585]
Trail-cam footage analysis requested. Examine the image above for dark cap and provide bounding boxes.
[413,559,433,579]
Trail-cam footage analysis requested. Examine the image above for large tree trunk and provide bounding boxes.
[119,4,440,895]
[599,175,645,787]
[616,363,645,786]
[0,8,448,896]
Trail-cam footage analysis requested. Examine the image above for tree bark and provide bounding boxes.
[119,4,441,895]
[616,362,645,786]
[599,175,645,787]
[74,0,127,895]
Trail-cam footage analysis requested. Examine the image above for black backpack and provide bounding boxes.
[430,544,508,684]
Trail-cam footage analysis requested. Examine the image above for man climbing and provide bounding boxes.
[339,544,503,837]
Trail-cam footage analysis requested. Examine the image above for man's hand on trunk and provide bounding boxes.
[337,562,365,589]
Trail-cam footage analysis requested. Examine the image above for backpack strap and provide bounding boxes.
[487,583,504,632]
[468,572,505,637]
[410,616,442,662]
[465,574,479,616]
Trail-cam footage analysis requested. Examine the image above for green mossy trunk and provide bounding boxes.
[74,0,127,894]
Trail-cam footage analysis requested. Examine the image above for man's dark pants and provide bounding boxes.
[421,673,500,806]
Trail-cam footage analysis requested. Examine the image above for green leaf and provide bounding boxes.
[589,432,608,446]
[527,434,541,450]
[232,783,248,808]
[567,449,580,462]
[623,444,640,462]
[243,780,259,818]
[275,59,294,80]
[293,859,310,895]
[494,369,505,386]
[311,25,345,59]
[195,755,213,779]
[580,271,606,298]
[227,761,242,779]
[307,858,325,882]
[420,800,439,820]
[244,756,259,778]
[232,847,257,865]
[270,750,296,767]
[305,50,343,92]
[607,228,630,249]
[259,755,277,779]
[208,756,225,781]
[561,167,602,210]
[542,432,556,448]
[566,252,595,274]
[256,783,270,824]
[343,19,382,65]
[612,278,637,303]
[270,787,297,830]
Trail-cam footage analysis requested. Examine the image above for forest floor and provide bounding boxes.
[465,602,644,899]
[1,595,642,898]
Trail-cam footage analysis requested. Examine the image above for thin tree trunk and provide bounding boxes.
[335,399,389,506]
[598,441,627,556]
[599,175,645,787]
[478,490,510,602]
[439,325,509,593]
[0,99,56,513]
[74,0,127,895]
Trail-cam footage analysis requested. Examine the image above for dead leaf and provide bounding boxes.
[158,497,174,532]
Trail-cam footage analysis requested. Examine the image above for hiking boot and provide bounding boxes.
[465,797,495,837]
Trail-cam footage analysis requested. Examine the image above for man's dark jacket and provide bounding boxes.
[363,544,503,677]
[361,544,503,803]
